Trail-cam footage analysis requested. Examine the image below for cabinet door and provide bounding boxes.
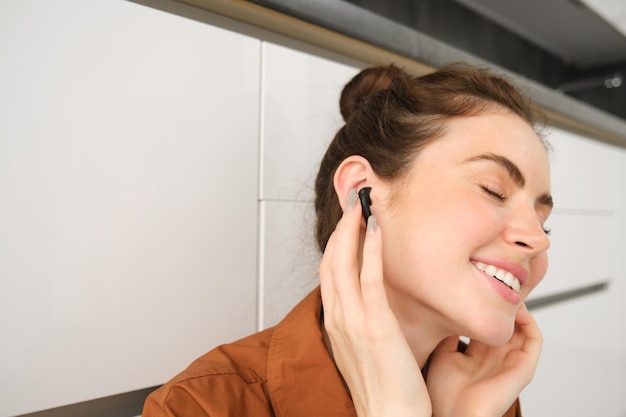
[522,130,625,417]
[532,128,617,297]
[260,41,360,327]
[261,41,361,202]
[0,1,260,415]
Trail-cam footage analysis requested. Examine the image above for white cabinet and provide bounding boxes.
[0,1,260,415]
[531,128,619,297]
[261,42,360,202]
[259,42,360,327]
[549,128,616,212]
[522,130,626,417]
[260,200,319,328]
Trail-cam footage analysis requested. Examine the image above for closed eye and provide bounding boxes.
[481,185,506,202]
[482,186,550,234]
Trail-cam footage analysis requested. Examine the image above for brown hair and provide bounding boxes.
[314,63,543,252]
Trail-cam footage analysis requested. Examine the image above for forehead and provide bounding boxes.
[426,112,545,158]
[411,111,550,183]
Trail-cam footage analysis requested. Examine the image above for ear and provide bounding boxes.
[333,155,374,210]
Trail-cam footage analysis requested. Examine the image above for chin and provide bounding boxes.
[482,330,514,346]
[470,317,516,346]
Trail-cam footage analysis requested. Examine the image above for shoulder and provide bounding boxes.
[143,288,324,417]
[143,328,275,417]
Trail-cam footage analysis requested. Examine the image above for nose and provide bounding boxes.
[504,206,551,255]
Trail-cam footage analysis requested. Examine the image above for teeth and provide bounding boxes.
[474,262,521,293]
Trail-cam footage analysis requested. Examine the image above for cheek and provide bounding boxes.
[446,197,504,247]
[382,187,501,274]
[384,200,493,279]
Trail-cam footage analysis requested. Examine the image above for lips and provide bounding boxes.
[474,261,521,293]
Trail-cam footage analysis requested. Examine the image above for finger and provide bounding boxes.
[359,215,387,314]
[327,188,364,306]
[464,337,491,358]
[319,230,339,318]
[434,335,461,354]
[515,303,543,359]
[320,188,364,329]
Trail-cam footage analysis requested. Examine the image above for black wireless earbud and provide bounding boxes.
[358,187,372,223]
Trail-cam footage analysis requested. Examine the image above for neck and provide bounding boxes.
[384,284,457,368]
[320,288,456,373]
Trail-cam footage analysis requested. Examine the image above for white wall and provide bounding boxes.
[1,1,625,416]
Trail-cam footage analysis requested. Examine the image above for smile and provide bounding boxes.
[474,261,521,293]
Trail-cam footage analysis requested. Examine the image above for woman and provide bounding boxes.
[143,63,552,417]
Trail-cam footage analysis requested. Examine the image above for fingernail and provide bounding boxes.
[367,215,377,235]
[346,188,358,211]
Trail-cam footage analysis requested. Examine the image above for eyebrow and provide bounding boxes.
[465,153,554,209]
[537,193,554,210]
[466,153,525,186]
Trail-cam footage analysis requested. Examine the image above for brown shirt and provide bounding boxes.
[143,288,521,416]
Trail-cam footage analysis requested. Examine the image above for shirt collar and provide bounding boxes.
[266,287,356,417]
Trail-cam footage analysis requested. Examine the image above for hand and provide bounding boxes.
[426,304,542,417]
[319,188,432,417]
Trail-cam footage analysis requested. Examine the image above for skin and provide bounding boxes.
[320,109,551,417]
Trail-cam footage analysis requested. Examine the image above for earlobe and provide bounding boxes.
[333,155,372,210]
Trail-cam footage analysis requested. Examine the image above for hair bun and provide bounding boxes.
[339,65,404,121]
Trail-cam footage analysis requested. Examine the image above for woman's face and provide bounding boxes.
[378,109,552,346]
